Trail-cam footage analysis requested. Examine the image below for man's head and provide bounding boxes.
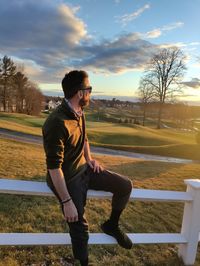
[62,70,92,107]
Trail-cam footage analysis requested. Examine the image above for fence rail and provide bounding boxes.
[0,178,200,266]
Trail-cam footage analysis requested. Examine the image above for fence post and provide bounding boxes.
[178,179,200,265]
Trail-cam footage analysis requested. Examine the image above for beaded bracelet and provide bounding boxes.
[61,197,72,204]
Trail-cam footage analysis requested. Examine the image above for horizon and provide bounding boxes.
[43,92,200,107]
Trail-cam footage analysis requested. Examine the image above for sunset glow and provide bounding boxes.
[0,0,199,103]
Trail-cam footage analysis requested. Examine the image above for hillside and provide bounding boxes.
[1,138,200,265]
[0,112,199,160]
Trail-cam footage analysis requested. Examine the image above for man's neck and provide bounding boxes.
[65,98,82,116]
[68,99,81,112]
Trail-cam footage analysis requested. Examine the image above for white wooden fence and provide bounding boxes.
[0,178,200,265]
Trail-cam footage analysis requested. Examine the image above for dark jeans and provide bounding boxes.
[47,165,133,261]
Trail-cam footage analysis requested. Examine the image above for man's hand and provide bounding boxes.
[87,159,103,173]
[63,200,79,223]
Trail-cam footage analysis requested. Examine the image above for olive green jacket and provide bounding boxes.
[42,99,87,184]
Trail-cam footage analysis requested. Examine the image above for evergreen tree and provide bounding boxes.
[0,56,16,111]
[13,71,28,113]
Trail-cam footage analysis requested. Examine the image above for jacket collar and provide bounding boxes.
[60,98,82,120]
[64,98,83,117]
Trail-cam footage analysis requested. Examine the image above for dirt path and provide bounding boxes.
[0,127,195,164]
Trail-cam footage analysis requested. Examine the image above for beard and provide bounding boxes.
[79,97,90,108]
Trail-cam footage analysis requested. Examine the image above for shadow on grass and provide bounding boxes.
[108,160,184,182]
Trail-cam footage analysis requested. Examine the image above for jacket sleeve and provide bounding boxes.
[42,119,68,169]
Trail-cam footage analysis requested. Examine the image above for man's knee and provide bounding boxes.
[122,178,133,196]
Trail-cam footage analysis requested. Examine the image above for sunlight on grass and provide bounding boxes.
[0,138,200,265]
[0,113,198,161]
[0,120,42,136]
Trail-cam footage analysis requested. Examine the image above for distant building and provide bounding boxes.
[47,100,61,110]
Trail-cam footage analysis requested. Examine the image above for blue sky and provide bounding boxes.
[0,0,200,102]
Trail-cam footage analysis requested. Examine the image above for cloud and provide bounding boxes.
[162,22,184,31]
[189,42,200,46]
[0,0,88,82]
[0,1,188,84]
[0,1,87,49]
[0,0,158,80]
[75,33,157,73]
[181,78,200,89]
[116,4,150,26]
[145,29,162,39]
[160,42,200,49]
[159,43,186,49]
[144,22,184,39]
[191,62,200,68]
[19,60,45,78]
[58,3,86,45]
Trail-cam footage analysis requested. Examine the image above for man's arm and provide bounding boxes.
[48,168,71,201]
[43,120,78,222]
[48,168,78,223]
[84,138,92,162]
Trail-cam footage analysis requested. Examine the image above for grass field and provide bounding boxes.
[0,138,200,265]
[0,112,45,136]
[0,112,199,160]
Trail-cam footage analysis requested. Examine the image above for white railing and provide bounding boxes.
[0,178,200,265]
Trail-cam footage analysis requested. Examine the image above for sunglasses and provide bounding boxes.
[80,86,92,94]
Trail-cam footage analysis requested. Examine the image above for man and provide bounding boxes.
[42,70,133,266]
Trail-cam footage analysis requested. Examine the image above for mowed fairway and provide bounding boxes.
[86,121,196,145]
[0,112,45,136]
[0,138,200,265]
[0,112,199,160]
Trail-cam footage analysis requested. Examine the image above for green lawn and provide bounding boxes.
[0,138,200,265]
[0,112,199,160]
[0,112,47,127]
[0,112,45,136]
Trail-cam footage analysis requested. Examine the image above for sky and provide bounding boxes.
[0,0,200,103]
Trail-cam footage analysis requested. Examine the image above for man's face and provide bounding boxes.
[79,77,91,107]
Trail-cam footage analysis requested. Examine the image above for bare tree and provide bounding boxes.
[143,47,186,128]
[137,78,154,126]
[25,82,44,115]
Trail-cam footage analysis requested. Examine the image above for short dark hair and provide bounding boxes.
[62,70,88,99]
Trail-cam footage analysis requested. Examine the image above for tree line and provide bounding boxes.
[0,55,43,115]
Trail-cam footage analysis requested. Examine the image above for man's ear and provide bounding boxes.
[78,90,83,98]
